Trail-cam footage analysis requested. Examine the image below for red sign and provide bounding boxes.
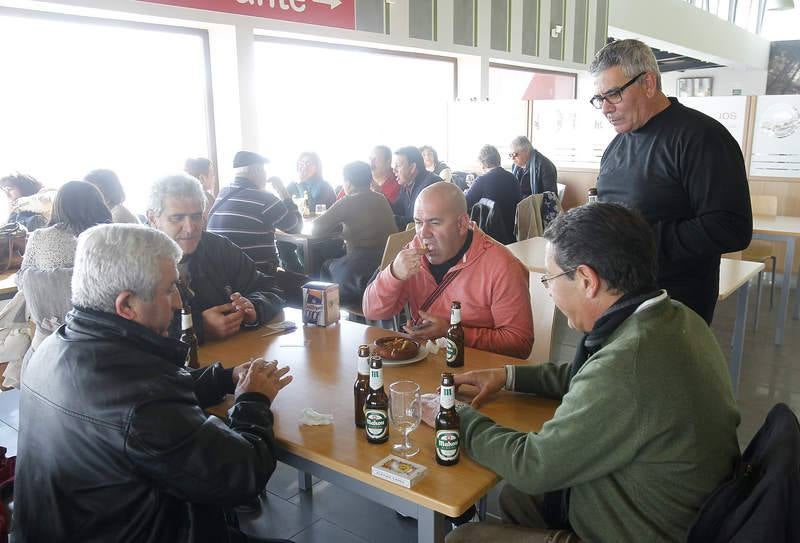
[140,0,355,30]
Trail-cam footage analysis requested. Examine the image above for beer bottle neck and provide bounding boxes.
[357,356,370,376]
[181,311,193,332]
[440,384,455,409]
[369,367,383,390]
[450,308,461,325]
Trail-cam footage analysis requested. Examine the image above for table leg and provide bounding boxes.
[298,471,313,492]
[302,238,312,276]
[417,507,449,543]
[753,233,793,345]
[730,280,750,396]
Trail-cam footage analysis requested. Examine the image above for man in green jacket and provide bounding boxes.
[424,203,740,542]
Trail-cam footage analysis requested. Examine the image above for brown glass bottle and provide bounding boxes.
[445,301,464,368]
[435,372,461,466]
[587,187,598,204]
[353,344,370,428]
[180,306,199,369]
[364,356,389,444]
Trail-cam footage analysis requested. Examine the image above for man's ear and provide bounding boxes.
[643,72,659,98]
[115,291,138,321]
[576,264,602,299]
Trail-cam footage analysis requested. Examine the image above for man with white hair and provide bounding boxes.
[147,172,284,343]
[363,182,533,359]
[207,150,302,274]
[509,135,557,197]
[15,224,293,542]
[590,39,752,324]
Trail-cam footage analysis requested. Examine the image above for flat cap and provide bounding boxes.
[233,150,269,168]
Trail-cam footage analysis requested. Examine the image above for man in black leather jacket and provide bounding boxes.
[14,224,293,542]
[146,173,284,343]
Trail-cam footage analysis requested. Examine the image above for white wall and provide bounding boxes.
[661,67,768,97]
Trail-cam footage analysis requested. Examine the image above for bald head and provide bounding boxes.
[414,181,470,265]
[416,181,468,216]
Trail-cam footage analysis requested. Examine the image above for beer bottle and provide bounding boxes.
[364,355,389,444]
[353,344,370,428]
[587,187,598,204]
[180,305,199,369]
[445,301,464,368]
[435,373,461,466]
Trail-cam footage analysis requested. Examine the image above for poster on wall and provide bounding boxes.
[751,95,800,178]
[681,96,747,151]
[767,40,800,95]
[530,100,617,169]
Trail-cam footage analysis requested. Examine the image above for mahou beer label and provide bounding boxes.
[365,409,388,438]
[436,430,460,460]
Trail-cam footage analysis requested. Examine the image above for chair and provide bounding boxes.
[686,403,800,543]
[556,183,566,202]
[514,192,563,241]
[742,195,778,330]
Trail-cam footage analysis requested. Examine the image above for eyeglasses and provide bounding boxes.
[508,152,519,159]
[540,268,576,289]
[589,71,646,109]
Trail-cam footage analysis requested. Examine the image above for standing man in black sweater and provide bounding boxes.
[591,39,752,324]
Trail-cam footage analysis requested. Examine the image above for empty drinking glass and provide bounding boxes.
[389,381,421,457]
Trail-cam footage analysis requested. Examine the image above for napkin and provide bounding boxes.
[299,407,334,426]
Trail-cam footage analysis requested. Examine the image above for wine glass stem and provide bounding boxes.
[403,429,410,450]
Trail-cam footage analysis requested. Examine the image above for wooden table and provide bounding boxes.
[201,309,558,543]
[275,217,342,277]
[506,237,763,395]
[0,270,18,300]
[752,215,800,345]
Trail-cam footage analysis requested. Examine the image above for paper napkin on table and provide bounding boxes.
[299,408,334,426]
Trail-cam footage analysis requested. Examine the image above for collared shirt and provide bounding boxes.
[374,171,401,204]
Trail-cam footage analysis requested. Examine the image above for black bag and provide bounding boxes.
[0,223,27,270]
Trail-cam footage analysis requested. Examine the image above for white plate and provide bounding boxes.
[380,345,429,366]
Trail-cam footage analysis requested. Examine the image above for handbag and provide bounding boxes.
[0,223,27,271]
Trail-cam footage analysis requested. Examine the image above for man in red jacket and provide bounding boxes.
[363,182,533,359]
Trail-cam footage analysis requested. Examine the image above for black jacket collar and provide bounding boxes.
[64,307,188,367]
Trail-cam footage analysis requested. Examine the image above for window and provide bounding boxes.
[254,39,455,186]
[0,11,213,218]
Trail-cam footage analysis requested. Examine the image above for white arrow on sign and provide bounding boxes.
[312,0,342,8]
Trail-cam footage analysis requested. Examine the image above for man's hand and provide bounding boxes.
[202,304,244,340]
[232,360,253,385]
[234,358,292,403]
[269,176,291,201]
[230,292,258,324]
[390,247,427,281]
[403,310,448,340]
[455,368,507,408]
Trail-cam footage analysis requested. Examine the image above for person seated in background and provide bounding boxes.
[370,145,400,205]
[364,182,533,359]
[84,168,139,223]
[18,181,111,343]
[429,203,740,543]
[312,161,397,307]
[510,135,558,197]
[0,173,55,231]
[286,151,336,211]
[420,145,452,184]
[15,223,292,542]
[147,173,284,343]
[184,156,218,212]
[391,146,441,230]
[207,150,301,275]
[464,144,522,245]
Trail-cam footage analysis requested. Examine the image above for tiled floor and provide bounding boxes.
[1,280,798,541]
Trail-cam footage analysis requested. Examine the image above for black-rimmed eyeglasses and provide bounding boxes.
[540,268,576,289]
[589,72,646,109]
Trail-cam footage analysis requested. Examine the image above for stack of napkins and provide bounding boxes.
[371,455,427,488]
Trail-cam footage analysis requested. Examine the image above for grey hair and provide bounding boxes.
[233,163,264,179]
[147,173,206,216]
[510,136,533,153]
[478,145,502,168]
[589,39,662,91]
[72,224,182,313]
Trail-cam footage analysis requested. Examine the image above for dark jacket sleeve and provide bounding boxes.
[125,387,277,507]
[534,151,558,195]
[187,362,235,408]
[465,177,485,209]
[656,126,753,263]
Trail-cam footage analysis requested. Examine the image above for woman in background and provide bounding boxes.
[0,173,54,231]
[85,169,138,224]
[420,145,452,184]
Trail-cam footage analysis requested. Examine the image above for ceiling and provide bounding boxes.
[607,37,725,73]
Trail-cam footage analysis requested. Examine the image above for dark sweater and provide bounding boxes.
[391,171,441,229]
[597,97,752,323]
[465,166,523,244]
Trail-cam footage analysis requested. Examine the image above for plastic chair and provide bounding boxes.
[742,195,778,331]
